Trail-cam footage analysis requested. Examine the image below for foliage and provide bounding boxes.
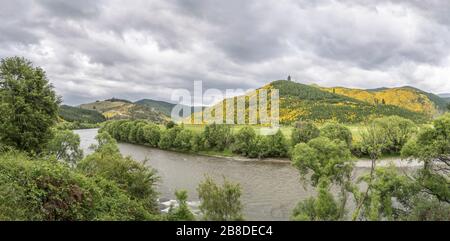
[197,176,244,221]
[167,190,196,221]
[372,116,417,153]
[59,105,105,124]
[401,114,450,204]
[77,132,160,213]
[174,129,194,151]
[46,129,83,166]
[291,137,353,186]
[159,126,182,150]
[201,124,232,151]
[291,121,320,146]
[231,126,257,157]
[0,57,60,153]
[292,178,339,221]
[320,123,353,147]
[0,151,157,221]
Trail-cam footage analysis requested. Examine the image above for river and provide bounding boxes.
[75,128,417,220]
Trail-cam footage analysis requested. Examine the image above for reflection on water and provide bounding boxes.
[75,128,412,220]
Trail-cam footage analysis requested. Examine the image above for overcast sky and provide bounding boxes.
[1,0,450,105]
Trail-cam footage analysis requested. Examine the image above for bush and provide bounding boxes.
[0,151,156,220]
[320,123,353,147]
[159,126,182,150]
[201,124,232,151]
[232,127,257,156]
[46,129,83,166]
[142,123,161,147]
[174,129,194,151]
[197,176,244,221]
[372,116,417,154]
[167,190,195,221]
[77,132,160,213]
[291,121,320,146]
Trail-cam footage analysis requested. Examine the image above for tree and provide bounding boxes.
[264,130,289,157]
[291,121,320,146]
[201,124,231,151]
[46,129,83,166]
[159,126,182,150]
[197,176,244,221]
[292,178,339,221]
[352,122,389,220]
[320,123,353,147]
[291,137,353,219]
[167,190,195,221]
[174,129,194,151]
[401,114,450,204]
[447,103,450,112]
[373,116,417,153]
[232,126,257,156]
[0,57,60,153]
[142,123,161,147]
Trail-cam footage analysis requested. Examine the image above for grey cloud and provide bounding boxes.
[1,0,450,105]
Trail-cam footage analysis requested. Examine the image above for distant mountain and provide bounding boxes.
[439,93,450,98]
[59,105,106,123]
[135,98,204,117]
[79,99,168,123]
[323,85,448,116]
[193,80,429,124]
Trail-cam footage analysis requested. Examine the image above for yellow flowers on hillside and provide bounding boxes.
[324,87,438,116]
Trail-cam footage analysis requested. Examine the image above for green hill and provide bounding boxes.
[192,80,430,124]
[135,98,204,117]
[59,105,106,123]
[79,99,168,123]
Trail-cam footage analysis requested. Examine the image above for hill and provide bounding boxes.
[322,86,447,116]
[190,80,429,124]
[79,99,168,123]
[59,105,106,123]
[135,98,204,117]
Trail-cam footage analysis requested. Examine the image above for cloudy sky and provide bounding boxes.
[1,0,450,105]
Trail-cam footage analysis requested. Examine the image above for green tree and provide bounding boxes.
[232,126,257,156]
[197,176,244,221]
[352,122,389,220]
[291,137,353,219]
[320,123,353,147]
[159,126,182,150]
[291,121,320,146]
[167,190,195,221]
[0,57,60,153]
[373,116,417,153]
[201,124,231,151]
[174,129,194,151]
[292,178,339,221]
[263,130,289,157]
[142,123,161,147]
[401,114,450,204]
[46,129,83,166]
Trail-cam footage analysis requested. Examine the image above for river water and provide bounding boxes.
[75,128,416,220]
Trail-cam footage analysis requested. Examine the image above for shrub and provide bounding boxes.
[174,129,194,151]
[232,127,257,156]
[0,151,156,220]
[77,132,160,213]
[320,123,353,147]
[197,176,243,221]
[291,121,320,146]
[372,116,417,153]
[201,124,232,151]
